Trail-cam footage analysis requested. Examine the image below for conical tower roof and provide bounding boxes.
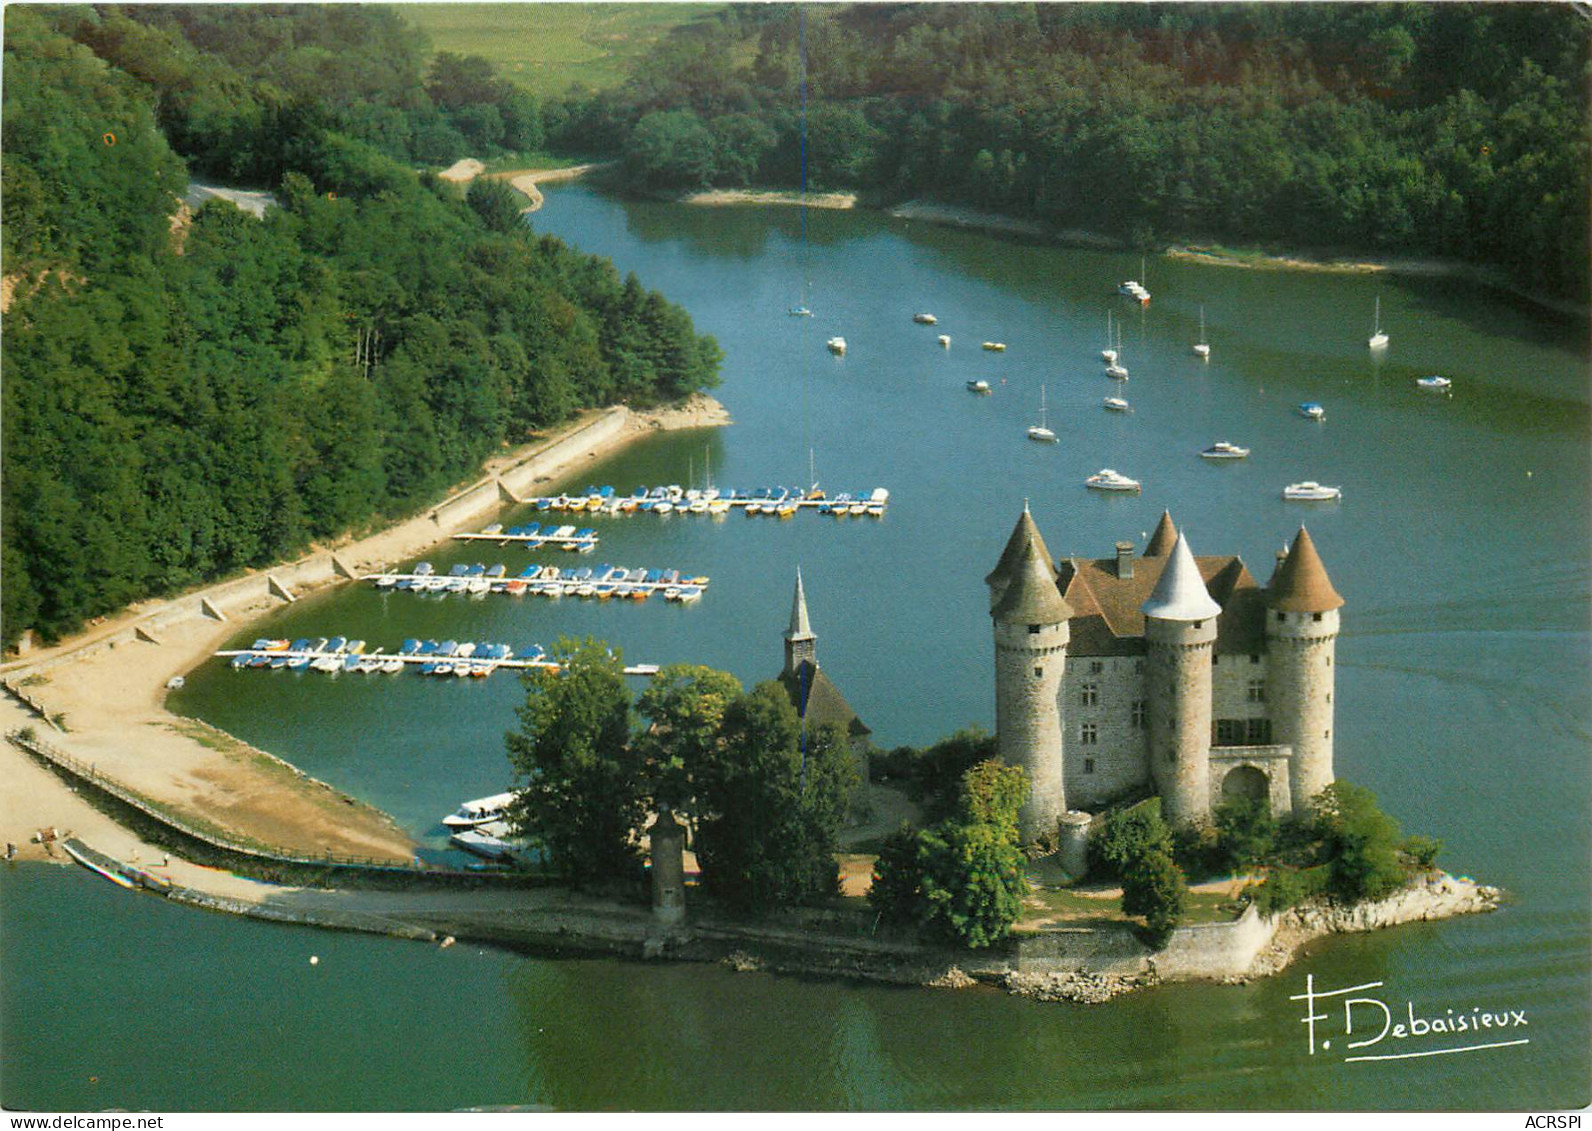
[1144,510,1178,556]
[985,503,1054,589]
[1141,532,1222,621]
[1268,526,1344,612]
[785,567,815,641]
[993,537,1073,624]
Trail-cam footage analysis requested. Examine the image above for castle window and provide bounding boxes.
[1247,718,1272,744]
[1132,700,1147,729]
[1327,692,1332,703]
[1081,684,1098,707]
[1081,723,1098,745]
[1312,612,1323,623]
[1028,624,1041,635]
[1212,654,1219,666]
[1090,661,1104,674]
[1215,719,1246,746]
[1083,757,1096,775]
[1246,679,1266,704]
[1276,612,1286,623]
[1327,656,1332,667]
[1325,729,1331,739]
[1250,654,1260,664]
[1034,667,1043,678]
[1193,620,1204,629]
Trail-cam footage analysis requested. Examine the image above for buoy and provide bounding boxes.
[309,955,319,966]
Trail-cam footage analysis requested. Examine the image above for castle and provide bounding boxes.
[777,568,872,801]
[987,506,1342,846]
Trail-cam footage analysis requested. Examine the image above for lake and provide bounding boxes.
[4,183,1587,1111]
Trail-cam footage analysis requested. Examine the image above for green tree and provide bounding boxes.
[504,636,644,884]
[634,663,743,812]
[1213,797,1278,874]
[868,821,924,925]
[1312,781,1405,902]
[623,109,719,190]
[467,177,527,234]
[1090,798,1174,879]
[691,681,854,911]
[1121,848,1189,937]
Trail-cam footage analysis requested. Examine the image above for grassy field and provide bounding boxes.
[393,3,725,97]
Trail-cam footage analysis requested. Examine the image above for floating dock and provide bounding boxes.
[217,640,660,679]
[366,564,708,602]
[453,523,599,551]
[506,484,890,519]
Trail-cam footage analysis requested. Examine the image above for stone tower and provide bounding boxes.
[784,567,817,676]
[1140,531,1222,826]
[989,509,1072,844]
[649,808,687,925]
[1265,526,1343,814]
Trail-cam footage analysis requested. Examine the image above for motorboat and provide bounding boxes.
[1103,396,1131,412]
[1027,384,1057,442]
[449,820,531,864]
[1298,402,1326,420]
[826,337,847,355]
[981,341,1006,352]
[938,334,951,347]
[1416,375,1452,392]
[788,306,812,317]
[1085,468,1142,493]
[1200,441,1250,459]
[913,313,938,324]
[1284,481,1342,501]
[966,379,991,395]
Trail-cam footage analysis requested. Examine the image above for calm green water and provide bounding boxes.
[5,185,1587,1110]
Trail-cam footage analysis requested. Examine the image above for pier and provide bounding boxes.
[365,564,709,601]
[504,484,891,518]
[453,524,599,551]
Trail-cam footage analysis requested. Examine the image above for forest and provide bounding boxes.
[1,6,721,649]
[556,3,1589,302]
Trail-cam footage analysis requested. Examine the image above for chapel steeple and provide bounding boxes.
[783,567,817,675]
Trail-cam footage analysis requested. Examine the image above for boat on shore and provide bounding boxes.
[1086,468,1142,493]
[1284,481,1342,501]
[1200,441,1250,459]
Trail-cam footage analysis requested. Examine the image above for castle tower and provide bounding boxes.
[1141,532,1222,826]
[1265,526,1343,814]
[984,502,1055,612]
[989,517,1072,844]
[783,567,817,676]
[1144,510,1178,556]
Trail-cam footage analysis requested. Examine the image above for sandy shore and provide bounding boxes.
[681,189,856,210]
[437,158,486,184]
[0,395,729,877]
[495,164,604,213]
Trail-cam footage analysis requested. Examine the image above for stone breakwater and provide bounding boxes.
[1003,969,1158,1004]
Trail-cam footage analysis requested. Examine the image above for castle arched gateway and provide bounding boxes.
[1220,764,1271,809]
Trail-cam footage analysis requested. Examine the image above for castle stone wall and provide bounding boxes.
[1061,654,1149,808]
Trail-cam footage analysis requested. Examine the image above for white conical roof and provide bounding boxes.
[1140,532,1222,621]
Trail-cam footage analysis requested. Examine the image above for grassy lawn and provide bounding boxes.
[1021,884,1246,927]
[393,3,725,98]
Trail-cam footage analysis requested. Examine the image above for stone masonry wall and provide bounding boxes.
[995,618,1069,841]
[1062,653,1149,808]
[1267,608,1338,813]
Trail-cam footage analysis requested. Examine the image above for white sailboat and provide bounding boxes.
[1101,311,1117,363]
[1193,305,1210,358]
[1027,385,1057,442]
[1106,321,1128,379]
[1368,297,1389,350]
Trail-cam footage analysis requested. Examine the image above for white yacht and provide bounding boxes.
[1298,402,1326,420]
[442,791,518,829]
[1085,468,1142,493]
[938,334,951,347]
[1283,481,1342,501]
[966,379,991,395]
[1368,297,1389,350]
[826,336,846,355]
[913,313,938,324]
[1416,375,1452,392]
[1102,396,1131,412]
[1193,305,1211,358]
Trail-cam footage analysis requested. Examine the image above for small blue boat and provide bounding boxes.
[400,639,421,655]
[231,654,252,670]
[438,640,458,657]
[419,662,437,675]
[486,564,507,578]
[414,562,434,576]
[327,636,347,654]
[290,638,311,652]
